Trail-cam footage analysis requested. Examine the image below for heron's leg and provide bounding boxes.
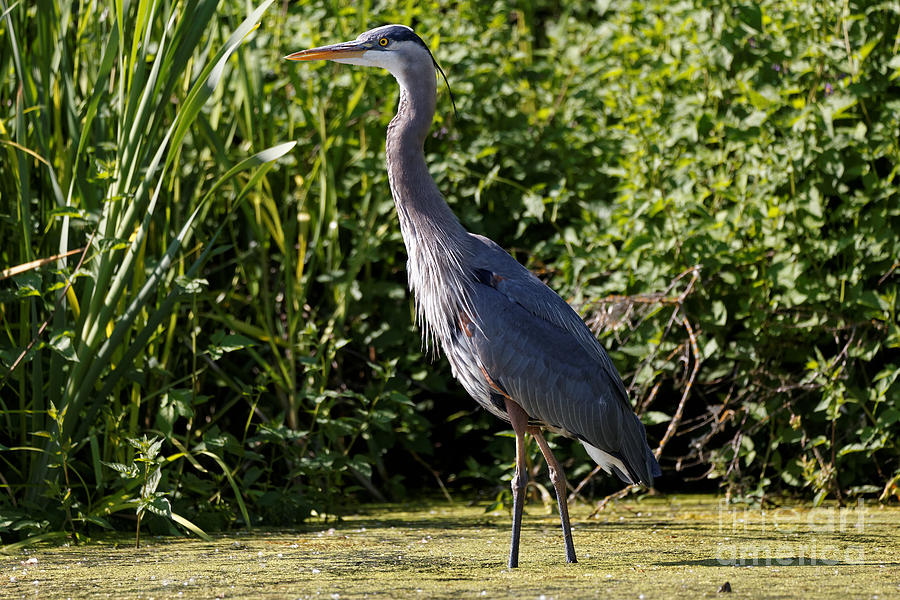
[531,428,577,563]
[505,398,530,569]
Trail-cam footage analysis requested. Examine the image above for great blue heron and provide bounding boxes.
[286,24,661,568]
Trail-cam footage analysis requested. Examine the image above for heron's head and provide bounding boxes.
[285,24,455,110]
[285,25,430,71]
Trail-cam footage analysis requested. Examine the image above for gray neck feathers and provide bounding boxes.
[385,60,474,350]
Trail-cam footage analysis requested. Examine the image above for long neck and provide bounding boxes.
[384,64,474,349]
[385,71,467,251]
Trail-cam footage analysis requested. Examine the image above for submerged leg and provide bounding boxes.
[532,429,577,563]
[505,398,530,569]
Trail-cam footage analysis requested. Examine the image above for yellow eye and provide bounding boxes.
[378,37,388,47]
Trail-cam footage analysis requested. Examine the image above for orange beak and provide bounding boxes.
[284,41,369,62]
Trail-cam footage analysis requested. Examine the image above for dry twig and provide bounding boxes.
[568,266,703,510]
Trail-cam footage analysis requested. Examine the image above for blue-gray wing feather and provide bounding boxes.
[459,234,660,485]
[468,236,629,402]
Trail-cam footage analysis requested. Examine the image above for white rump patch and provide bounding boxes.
[582,441,633,484]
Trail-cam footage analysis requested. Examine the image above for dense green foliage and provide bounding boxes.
[1,0,898,546]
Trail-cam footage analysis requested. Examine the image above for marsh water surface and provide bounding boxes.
[2,496,898,599]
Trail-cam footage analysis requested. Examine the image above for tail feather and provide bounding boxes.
[582,442,633,484]
[582,413,660,486]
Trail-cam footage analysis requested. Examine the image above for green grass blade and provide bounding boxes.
[197,141,297,208]
[170,512,213,542]
[198,450,252,530]
[167,0,277,172]
[0,531,69,555]
[63,202,205,440]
